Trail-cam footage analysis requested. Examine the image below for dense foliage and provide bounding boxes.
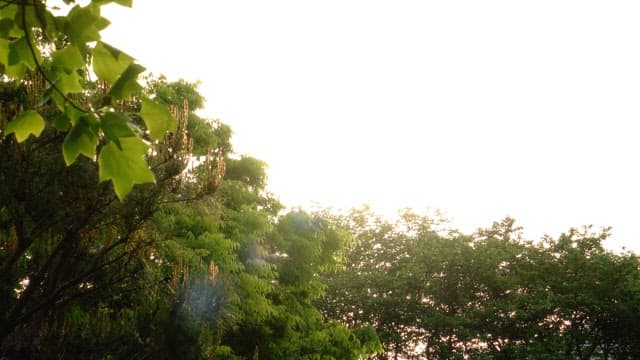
[0,1,379,358]
[318,209,640,359]
[0,0,175,200]
[1,1,639,359]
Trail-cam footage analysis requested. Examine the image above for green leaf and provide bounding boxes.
[108,62,145,99]
[51,46,84,72]
[95,16,111,31]
[101,112,135,147]
[8,37,36,70]
[0,4,18,20]
[54,70,83,95]
[64,103,85,126]
[4,110,45,142]
[66,5,101,45]
[63,116,99,165]
[3,40,26,78]
[92,42,133,84]
[98,136,155,200]
[140,97,177,140]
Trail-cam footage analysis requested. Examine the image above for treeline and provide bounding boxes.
[2,1,640,359]
[320,211,640,359]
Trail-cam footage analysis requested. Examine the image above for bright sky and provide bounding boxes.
[103,0,640,251]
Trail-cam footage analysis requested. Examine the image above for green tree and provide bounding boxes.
[0,0,178,200]
[319,210,640,359]
[223,210,381,360]
[0,74,198,356]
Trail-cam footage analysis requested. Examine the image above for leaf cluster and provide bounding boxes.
[0,0,178,200]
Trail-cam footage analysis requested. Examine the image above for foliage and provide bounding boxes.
[0,71,194,356]
[2,1,638,360]
[319,210,640,359]
[0,0,177,200]
[0,51,377,356]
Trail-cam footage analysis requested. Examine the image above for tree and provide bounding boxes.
[0,2,211,353]
[0,73,201,356]
[222,210,381,360]
[0,0,177,201]
[319,210,640,359]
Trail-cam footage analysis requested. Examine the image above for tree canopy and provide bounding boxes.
[318,209,640,359]
[1,1,639,359]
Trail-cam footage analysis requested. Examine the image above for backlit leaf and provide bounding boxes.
[66,4,101,44]
[8,37,36,70]
[54,70,83,94]
[98,136,155,200]
[51,46,84,72]
[101,112,135,147]
[109,62,145,99]
[95,16,111,31]
[140,97,177,140]
[93,41,133,84]
[63,116,99,165]
[4,110,45,142]
[65,103,85,126]
[0,4,18,20]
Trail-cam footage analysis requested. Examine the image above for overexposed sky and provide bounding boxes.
[103,1,640,251]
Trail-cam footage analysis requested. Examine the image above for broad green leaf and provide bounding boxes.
[54,70,83,94]
[63,116,99,165]
[109,62,145,99]
[95,16,111,31]
[66,5,101,45]
[93,42,133,84]
[101,112,135,147]
[4,62,25,78]
[140,97,177,140]
[98,136,155,200]
[51,46,84,72]
[4,110,45,142]
[8,37,36,70]
[0,4,18,23]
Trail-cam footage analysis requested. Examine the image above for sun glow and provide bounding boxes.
[104,0,640,251]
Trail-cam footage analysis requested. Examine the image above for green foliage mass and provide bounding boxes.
[1,2,639,360]
[318,209,640,359]
[0,12,380,355]
[0,0,177,201]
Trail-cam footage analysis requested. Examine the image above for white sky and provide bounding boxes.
[102,0,640,251]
